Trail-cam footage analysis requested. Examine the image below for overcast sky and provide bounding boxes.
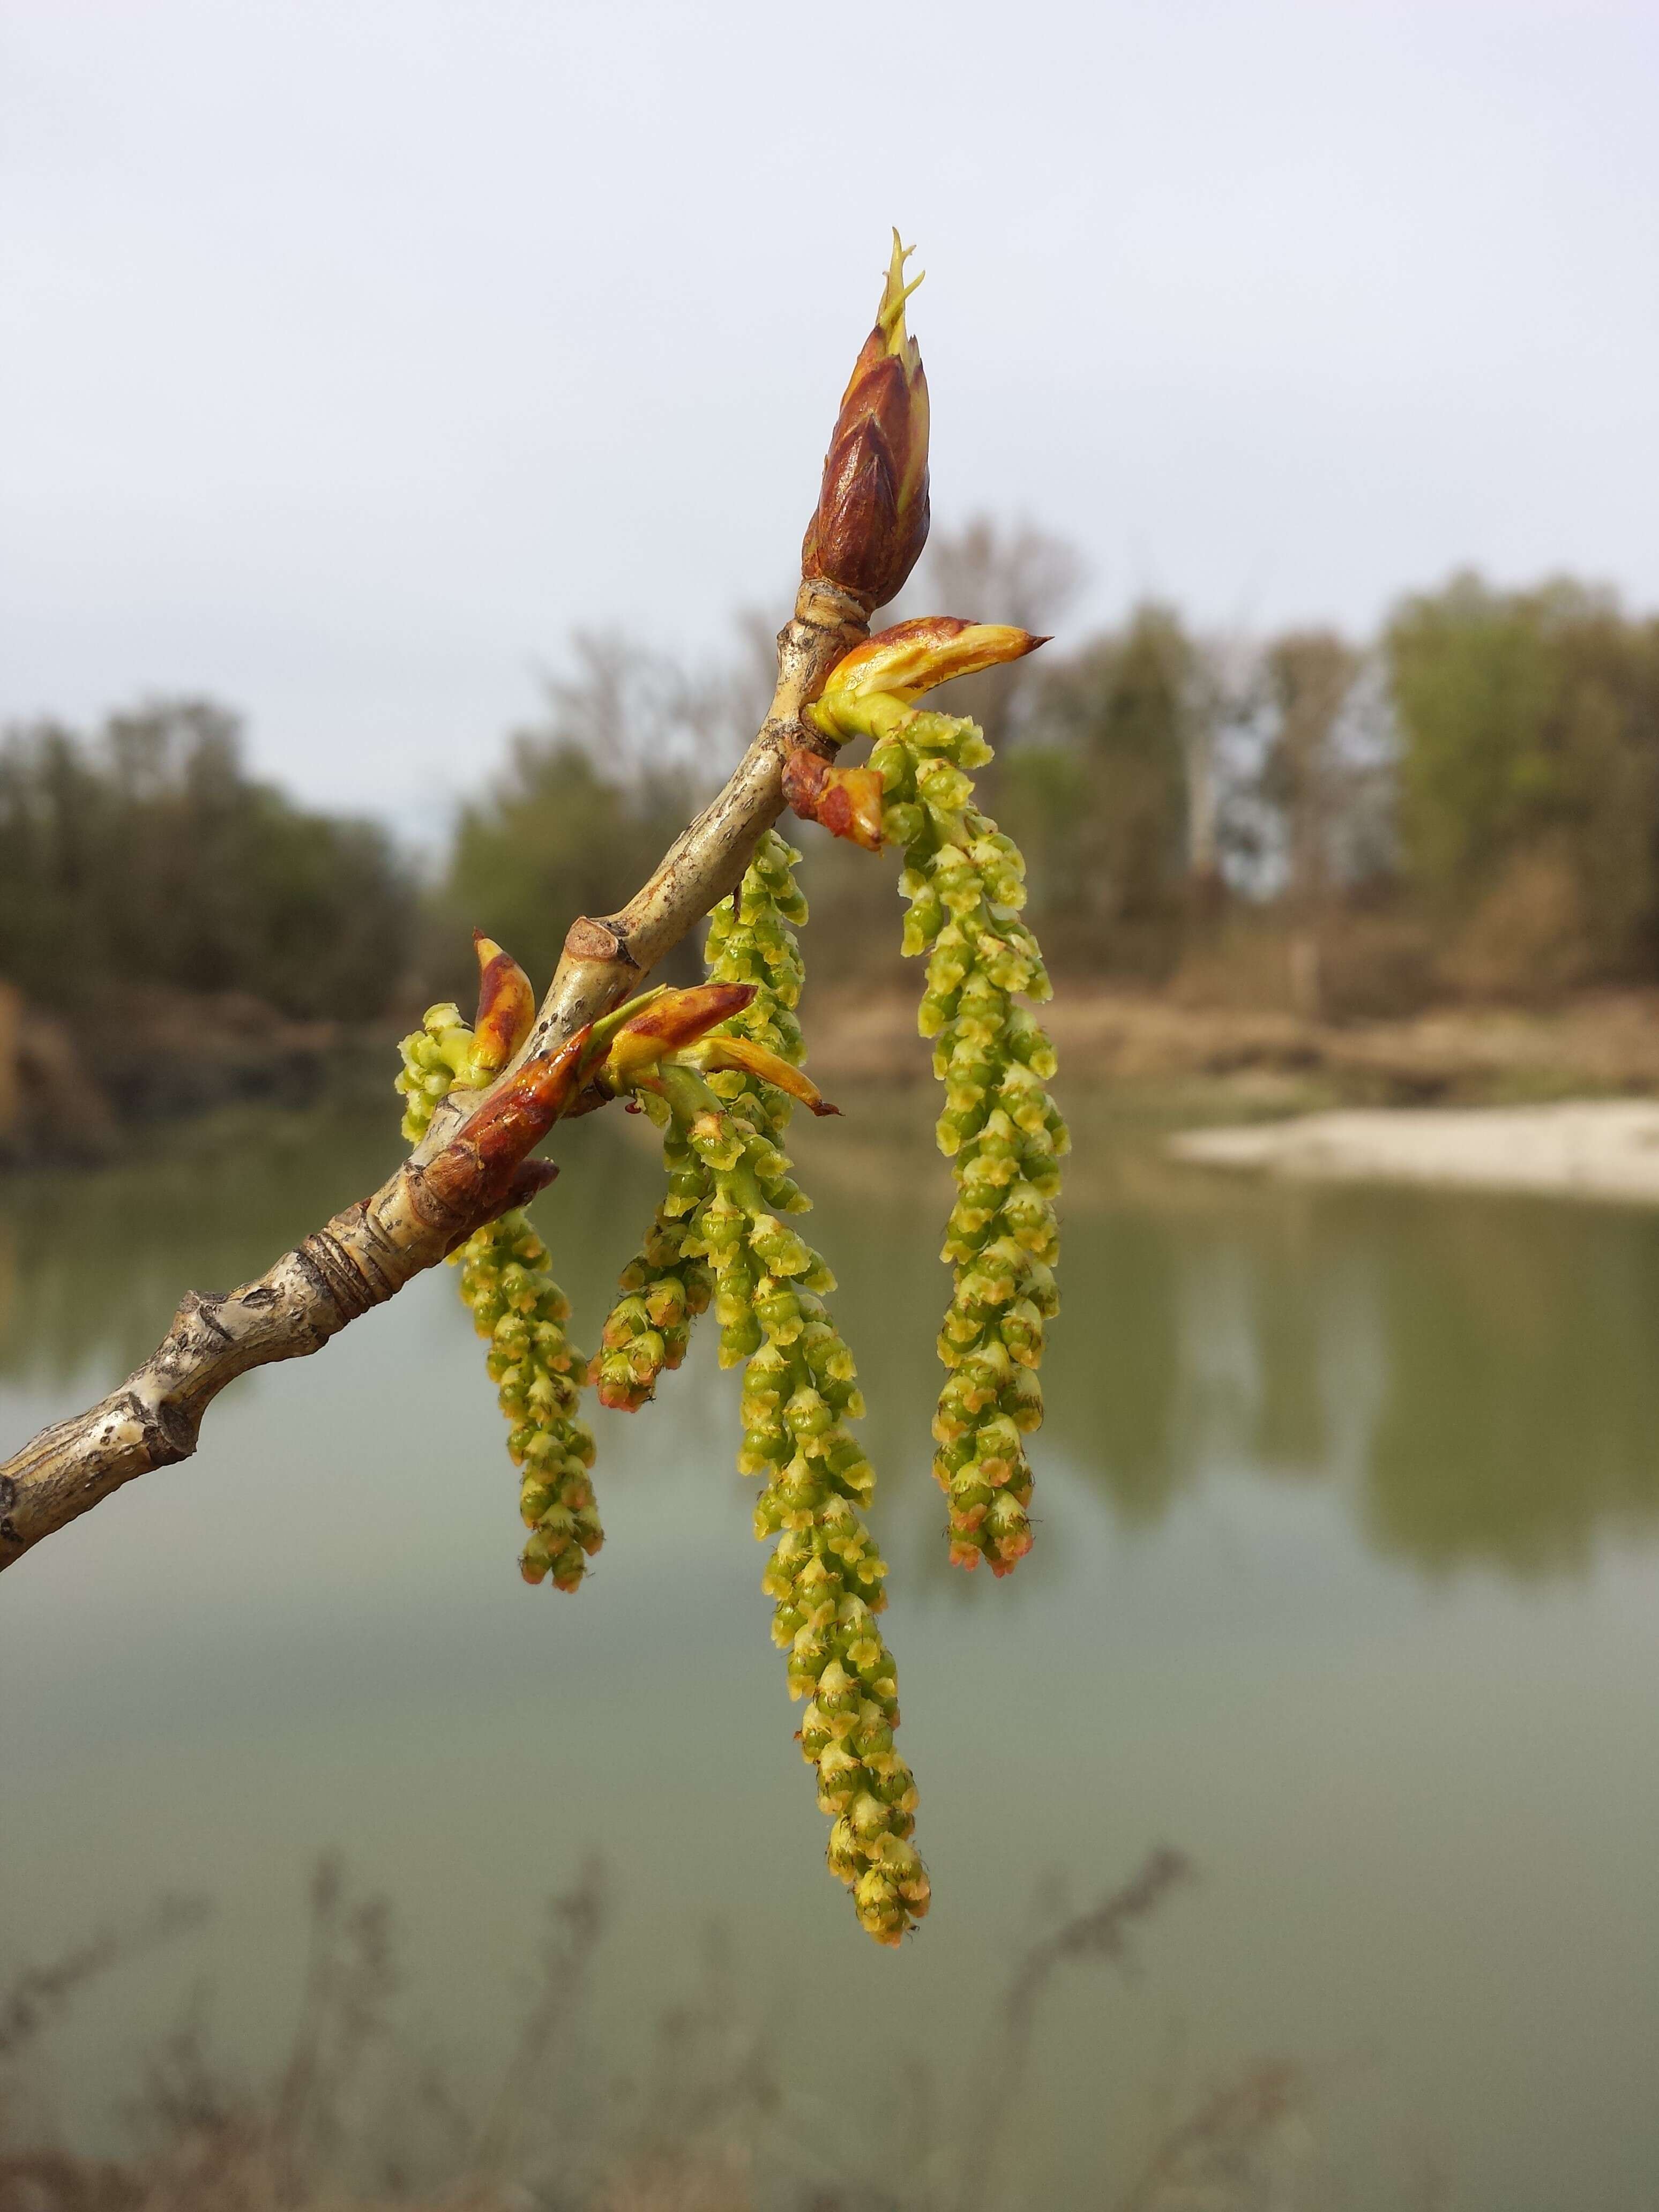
[3,0,1655,839]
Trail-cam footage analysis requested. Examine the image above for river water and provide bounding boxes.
[3,1093,1657,2208]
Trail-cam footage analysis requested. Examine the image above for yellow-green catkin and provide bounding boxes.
[394,1004,601,1589]
[593,830,808,1409]
[742,1259,929,1942]
[597,832,929,1943]
[669,1057,929,1946]
[394,1000,477,1144]
[456,1212,601,1591]
[871,712,1067,1576]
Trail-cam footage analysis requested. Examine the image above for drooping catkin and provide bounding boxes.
[873,711,1067,1575]
[596,832,929,1943]
[456,1212,601,1591]
[593,830,808,1409]
[394,1003,600,1588]
[668,1060,929,1946]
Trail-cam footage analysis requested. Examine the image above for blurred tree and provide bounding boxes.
[1006,602,1196,974]
[438,633,729,996]
[0,700,413,1019]
[904,515,1085,758]
[1257,631,1362,1013]
[1387,574,1562,895]
[1261,632,1362,914]
[1387,574,1659,990]
[1183,631,1266,917]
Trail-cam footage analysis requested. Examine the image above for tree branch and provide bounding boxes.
[0,577,871,1574]
[418,575,870,1149]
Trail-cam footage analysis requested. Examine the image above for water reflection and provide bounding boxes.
[1026,1146,1659,1579]
[0,1106,405,1387]
[5,1100,1659,1582]
[6,1099,1659,2212]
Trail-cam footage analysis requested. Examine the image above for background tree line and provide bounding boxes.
[5,527,1659,1042]
[435,530,1659,1019]
[0,700,412,1020]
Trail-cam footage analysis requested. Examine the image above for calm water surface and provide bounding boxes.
[3,1095,1657,2208]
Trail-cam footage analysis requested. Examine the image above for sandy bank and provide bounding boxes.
[1171,1099,1659,1205]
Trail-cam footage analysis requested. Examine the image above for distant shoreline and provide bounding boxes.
[804,980,1659,1116]
[1170,1100,1659,1206]
[9,975,1659,1175]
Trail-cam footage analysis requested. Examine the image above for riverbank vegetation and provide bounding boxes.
[5,535,1658,1161]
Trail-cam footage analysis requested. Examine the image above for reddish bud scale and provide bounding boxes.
[610,981,757,1053]
[421,1027,592,1226]
[470,931,537,1075]
[800,236,930,611]
[782,751,887,853]
[599,983,759,1095]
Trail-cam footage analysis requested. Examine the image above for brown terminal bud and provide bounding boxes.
[801,230,930,611]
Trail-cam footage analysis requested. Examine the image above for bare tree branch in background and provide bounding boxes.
[473,1857,607,2184]
[1264,632,1365,921]
[1254,632,1364,1017]
[1184,632,1266,923]
[683,608,791,776]
[530,627,775,788]
[953,1845,1195,2212]
[0,1899,211,2072]
[902,514,1084,755]
[271,1854,398,2207]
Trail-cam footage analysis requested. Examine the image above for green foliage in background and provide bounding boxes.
[443,741,700,996]
[13,535,1659,1041]
[997,605,1195,973]
[1387,574,1659,984]
[1389,576,1563,892]
[0,699,412,1019]
[435,636,737,997]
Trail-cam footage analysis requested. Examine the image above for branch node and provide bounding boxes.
[563,916,638,968]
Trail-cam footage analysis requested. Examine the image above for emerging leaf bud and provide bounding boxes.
[811,618,1048,746]
[687,1031,841,1117]
[597,983,757,1095]
[801,231,931,611]
[470,931,537,1077]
